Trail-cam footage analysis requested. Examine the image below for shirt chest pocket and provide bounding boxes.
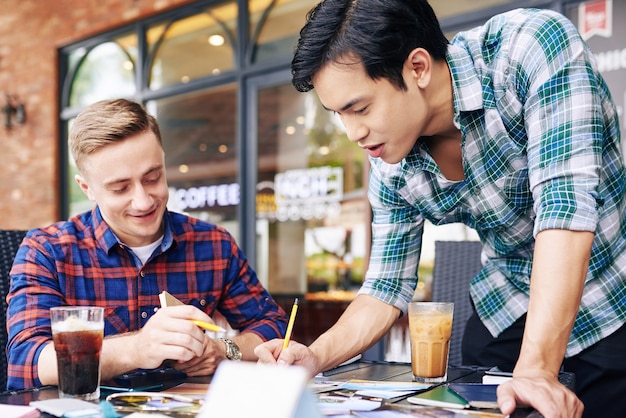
[470,168,533,230]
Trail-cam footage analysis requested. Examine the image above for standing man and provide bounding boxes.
[256,1,626,417]
[7,98,288,390]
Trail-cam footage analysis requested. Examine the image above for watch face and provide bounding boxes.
[229,341,242,360]
[230,346,242,361]
[221,338,242,360]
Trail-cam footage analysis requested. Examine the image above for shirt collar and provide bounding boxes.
[446,43,485,118]
[91,206,175,254]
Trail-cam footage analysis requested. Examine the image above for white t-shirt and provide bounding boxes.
[130,236,164,265]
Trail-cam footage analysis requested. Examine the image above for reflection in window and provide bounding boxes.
[68,41,137,108]
[149,86,239,235]
[249,0,318,63]
[67,118,96,217]
[148,2,237,89]
[256,83,366,295]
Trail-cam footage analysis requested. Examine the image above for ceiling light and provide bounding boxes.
[208,34,225,46]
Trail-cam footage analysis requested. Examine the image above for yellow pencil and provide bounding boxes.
[191,319,226,333]
[282,298,299,349]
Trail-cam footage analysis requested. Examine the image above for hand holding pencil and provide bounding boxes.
[254,299,322,376]
[159,291,226,332]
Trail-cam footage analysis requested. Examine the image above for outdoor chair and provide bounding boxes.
[431,240,483,367]
[0,229,28,390]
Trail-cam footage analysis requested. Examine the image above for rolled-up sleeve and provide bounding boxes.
[519,11,604,235]
[357,165,424,315]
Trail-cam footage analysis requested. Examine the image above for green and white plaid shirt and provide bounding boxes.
[358,8,626,357]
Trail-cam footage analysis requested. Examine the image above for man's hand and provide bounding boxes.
[173,336,226,376]
[255,339,320,377]
[255,295,399,379]
[175,328,265,376]
[123,305,214,370]
[497,373,583,418]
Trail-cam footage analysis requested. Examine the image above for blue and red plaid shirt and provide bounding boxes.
[7,207,287,390]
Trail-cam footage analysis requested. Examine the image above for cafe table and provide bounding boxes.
[0,361,544,417]
[320,360,543,417]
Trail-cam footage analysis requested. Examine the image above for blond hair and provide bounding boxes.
[69,98,162,172]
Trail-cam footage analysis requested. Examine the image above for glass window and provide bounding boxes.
[148,2,237,90]
[150,85,239,236]
[249,0,318,63]
[68,36,137,108]
[255,82,367,296]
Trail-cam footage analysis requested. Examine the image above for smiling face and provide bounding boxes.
[75,131,169,247]
[312,50,443,164]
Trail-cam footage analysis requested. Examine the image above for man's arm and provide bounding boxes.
[498,229,590,416]
[255,295,400,376]
[38,334,146,385]
[518,229,591,376]
[309,295,400,374]
[209,231,288,341]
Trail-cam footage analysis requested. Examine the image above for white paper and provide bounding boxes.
[198,361,323,418]
[29,398,99,417]
[0,404,41,418]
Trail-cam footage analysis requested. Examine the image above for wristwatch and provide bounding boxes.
[219,337,242,361]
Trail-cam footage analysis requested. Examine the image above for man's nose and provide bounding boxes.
[344,120,368,143]
[132,186,154,209]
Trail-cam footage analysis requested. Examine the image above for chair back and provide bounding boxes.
[0,229,27,390]
[431,240,483,367]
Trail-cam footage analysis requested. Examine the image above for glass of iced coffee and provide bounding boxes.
[408,302,454,384]
[50,306,104,400]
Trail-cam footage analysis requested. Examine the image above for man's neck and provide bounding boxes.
[424,59,457,138]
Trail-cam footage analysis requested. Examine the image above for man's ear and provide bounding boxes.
[406,48,432,88]
[75,174,96,202]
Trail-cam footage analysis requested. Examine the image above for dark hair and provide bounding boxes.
[292,0,448,92]
[69,98,162,172]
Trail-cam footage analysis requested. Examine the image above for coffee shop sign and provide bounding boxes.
[170,183,239,211]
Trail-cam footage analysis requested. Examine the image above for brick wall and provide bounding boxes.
[0,0,195,230]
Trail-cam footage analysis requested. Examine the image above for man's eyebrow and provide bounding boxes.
[103,177,130,188]
[322,98,362,113]
[103,165,163,187]
[144,165,163,176]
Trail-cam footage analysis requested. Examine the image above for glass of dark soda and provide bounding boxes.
[50,306,104,400]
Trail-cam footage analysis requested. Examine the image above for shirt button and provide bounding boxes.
[140,271,145,278]
[153,306,159,313]
[200,299,206,306]
[472,187,480,196]
[141,311,148,319]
